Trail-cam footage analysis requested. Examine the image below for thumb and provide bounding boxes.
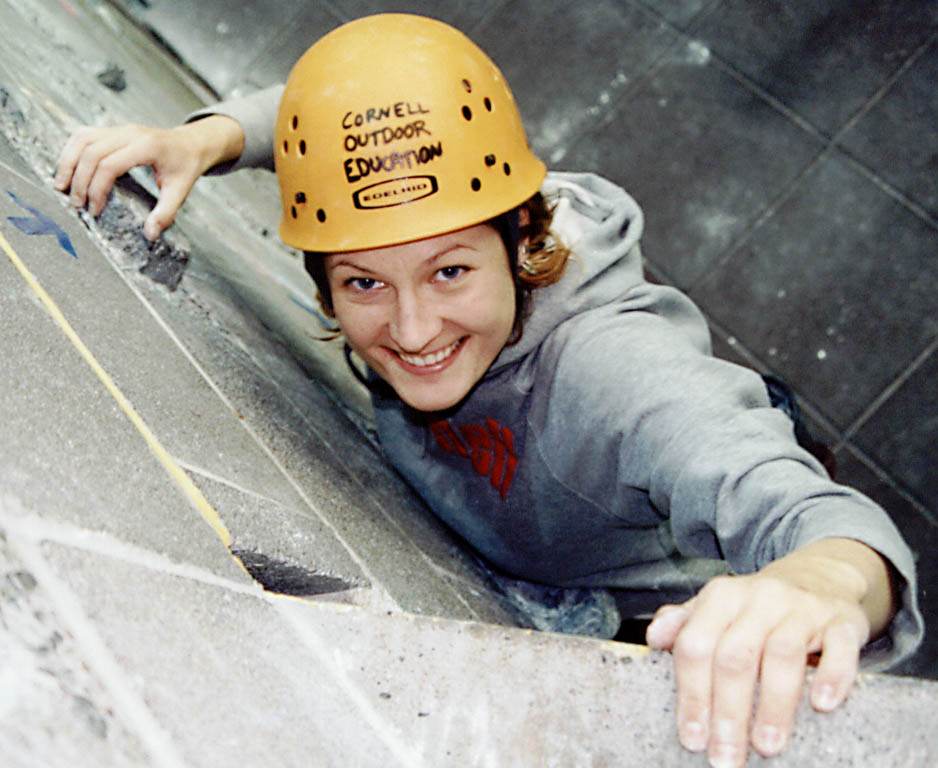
[143,177,193,240]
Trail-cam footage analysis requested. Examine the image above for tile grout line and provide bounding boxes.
[835,443,938,528]
[545,0,726,164]
[693,28,938,280]
[617,26,938,291]
[698,272,936,523]
[829,30,938,147]
[835,148,938,232]
[837,336,938,448]
[696,308,847,437]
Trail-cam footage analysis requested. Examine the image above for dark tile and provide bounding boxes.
[241,7,345,89]
[690,150,938,429]
[333,0,507,32]
[638,0,715,28]
[693,0,938,137]
[839,39,938,221]
[116,0,313,95]
[565,50,824,288]
[473,0,678,160]
[832,450,938,680]
[711,326,842,475]
[852,348,938,517]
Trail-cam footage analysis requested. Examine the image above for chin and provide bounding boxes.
[399,389,467,414]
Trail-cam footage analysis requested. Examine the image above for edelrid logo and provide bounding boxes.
[352,176,438,209]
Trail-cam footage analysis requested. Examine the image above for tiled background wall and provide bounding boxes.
[116,0,938,677]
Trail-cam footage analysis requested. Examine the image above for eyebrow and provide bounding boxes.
[331,244,470,274]
[330,258,376,274]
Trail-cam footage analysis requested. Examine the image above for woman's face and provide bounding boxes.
[326,223,516,412]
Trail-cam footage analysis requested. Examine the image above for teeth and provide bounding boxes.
[399,339,461,367]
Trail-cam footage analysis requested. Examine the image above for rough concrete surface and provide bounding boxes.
[1,0,936,766]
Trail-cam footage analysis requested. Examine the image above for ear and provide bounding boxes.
[518,205,531,257]
[519,205,531,228]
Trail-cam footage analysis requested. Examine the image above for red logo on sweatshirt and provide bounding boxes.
[430,418,518,499]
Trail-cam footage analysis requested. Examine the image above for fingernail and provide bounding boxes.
[679,719,707,752]
[70,194,81,207]
[709,743,740,768]
[814,684,838,711]
[755,725,784,754]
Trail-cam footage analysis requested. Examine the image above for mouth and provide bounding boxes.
[395,337,466,370]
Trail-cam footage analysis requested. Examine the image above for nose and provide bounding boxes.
[388,287,442,353]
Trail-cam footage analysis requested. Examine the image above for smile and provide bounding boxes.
[397,338,464,368]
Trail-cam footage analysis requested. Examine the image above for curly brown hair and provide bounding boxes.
[303,190,571,342]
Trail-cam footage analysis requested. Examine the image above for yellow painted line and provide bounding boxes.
[0,227,233,548]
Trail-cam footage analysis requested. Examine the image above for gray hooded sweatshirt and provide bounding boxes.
[192,87,923,670]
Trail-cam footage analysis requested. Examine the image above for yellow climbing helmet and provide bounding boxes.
[274,13,546,253]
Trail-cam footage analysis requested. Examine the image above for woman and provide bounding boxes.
[56,14,921,767]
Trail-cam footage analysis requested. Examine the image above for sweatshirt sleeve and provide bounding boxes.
[185,84,283,174]
[539,288,924,671]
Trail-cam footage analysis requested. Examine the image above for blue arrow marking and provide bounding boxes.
[6,190,77,258]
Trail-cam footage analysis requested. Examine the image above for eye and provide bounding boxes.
[345,276,382,291]
[436,265,467,281]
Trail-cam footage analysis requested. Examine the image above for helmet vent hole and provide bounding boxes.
[471,178,481,191]
[295,191,306,204]
[461,79,472,93]
[290,205,297,219]
[462,105,472,121]
[503,162,511,176]
[484,154,496,167]
[317,209,327,223]
[484,97,492,112]
[282,140,288,154]
[299,139,307,155]
[291,115,298,130]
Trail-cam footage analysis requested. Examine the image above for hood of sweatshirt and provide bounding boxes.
[489,171,647,373]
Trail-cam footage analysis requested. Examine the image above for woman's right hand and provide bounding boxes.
[54,115,245,240]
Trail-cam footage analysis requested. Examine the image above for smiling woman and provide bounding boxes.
[327,223,516,412]
[54,12,923,768]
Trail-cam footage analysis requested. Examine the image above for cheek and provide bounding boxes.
[468,275,516,349]
[333,302,379,348]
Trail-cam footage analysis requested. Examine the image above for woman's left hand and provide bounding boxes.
[645,537,895,767]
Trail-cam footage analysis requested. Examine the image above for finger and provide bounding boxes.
[54,126,98,191]
[144,174,196,240]
[671,580,744,753]
[706,606,784,768]
[69,131,141,209]
[751,620,812,757]
[85,142,155,216]
[810,620,864,712]
[646,603,692,650]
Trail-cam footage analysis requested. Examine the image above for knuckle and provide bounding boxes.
[97,154,123,175]
[764,629,806,661]
[714,636,759,676]
[674,630,715,663]
[700,574,736,596]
